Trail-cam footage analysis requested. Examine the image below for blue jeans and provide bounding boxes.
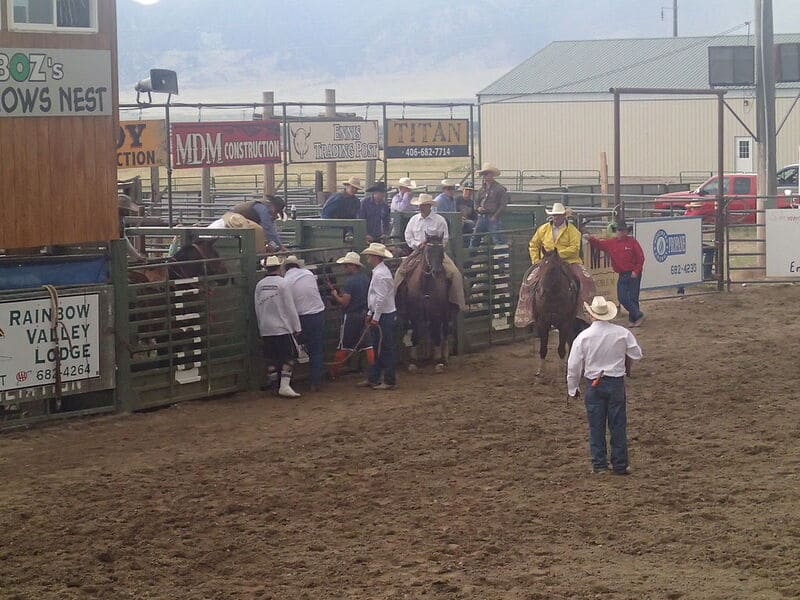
[617,272,643,323]
[470,215,506,247]
[584,376,628,472]
[369,312,396,386]
[299,311,326,386]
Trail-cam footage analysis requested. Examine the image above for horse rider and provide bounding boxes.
[471,163,508,248]
[434,179,458,213]
[358,181,391,243]
[358,242,398,391]
[527,202,596,305]
[328,251,374,378]
[283,255,327,393]
[254,256,302,398]
[321,176,363,219]
[228,194,287,252]
[394,193,466,311]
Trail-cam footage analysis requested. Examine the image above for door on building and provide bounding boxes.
[734,136,753,172]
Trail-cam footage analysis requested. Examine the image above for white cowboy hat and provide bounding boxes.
[440,179,458,188]
[584,296,618,321]
[263,255,283,268]
[546,202,568,216]
[411,193,436,206]
[361,242,393,258]
[476,162,501,176]
[283,255,306,268]
[341,176,363,190]
[336,251,363,267]
[396,177,417,189]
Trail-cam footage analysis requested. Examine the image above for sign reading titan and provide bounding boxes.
[289,121,379,163]
[172,121,282,168]
[0,48,112,117]
[385,119,469,159]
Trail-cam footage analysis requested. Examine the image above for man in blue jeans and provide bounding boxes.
[471,163,509,248]
[358,242,397,390]
[283,255,326,392]
[567,296,643,475]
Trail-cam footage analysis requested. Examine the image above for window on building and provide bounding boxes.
[9,0,97,32]
[738,139,750,159]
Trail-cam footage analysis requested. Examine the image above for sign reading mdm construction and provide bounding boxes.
[171,120,282,168]
[0,48,112,117]
[289,120,379,163]
[385,119,469,159]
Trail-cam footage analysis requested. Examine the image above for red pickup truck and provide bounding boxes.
[654,174,797,224]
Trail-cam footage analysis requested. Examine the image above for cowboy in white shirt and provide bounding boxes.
[283,255,326,392]
[567,296,643,475]
[357,243,397,390]
[395,193,466,310]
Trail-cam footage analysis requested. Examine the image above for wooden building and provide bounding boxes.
[0,0,118,249]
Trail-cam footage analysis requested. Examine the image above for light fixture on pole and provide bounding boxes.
[135,69,179,226]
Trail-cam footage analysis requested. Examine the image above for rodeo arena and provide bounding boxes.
[2,2,800,599]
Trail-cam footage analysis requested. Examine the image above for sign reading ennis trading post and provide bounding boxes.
[0,294,101,393]
[385,119,469,159]
[171,120,282,168]
[289,120,379,163]
[0,48,112,117]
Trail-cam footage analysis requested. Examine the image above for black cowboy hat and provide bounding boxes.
[366,181,387,193]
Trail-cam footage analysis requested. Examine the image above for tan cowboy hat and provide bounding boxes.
[221,212,267,249]
[396,176,417,189]
[341,176,363,190]
[441,179,458,189]
[584,296,618,321]
[411,193,436,206]
[263,255,283,268]
[336,251,363,267]
[283,255,306,268]
[361,242,393,258]
[476,162,501,176]
[545,202,568,216]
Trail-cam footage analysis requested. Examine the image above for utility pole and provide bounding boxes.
[325,89,337,193]
[755,0,777,205]
[673,0,678,37]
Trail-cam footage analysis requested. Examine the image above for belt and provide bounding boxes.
[586,374,624,386]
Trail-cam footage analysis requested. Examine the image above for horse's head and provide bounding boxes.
[423,234,445,275]
[171,239,227,281]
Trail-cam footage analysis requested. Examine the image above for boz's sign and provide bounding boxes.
[0,48,112,117]
[385,119,469,159]
[289,120,379,163]
[171,120,282,168]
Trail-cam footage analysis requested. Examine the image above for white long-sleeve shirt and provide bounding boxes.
[367,261,396,321]
[404,212,449,249]
[283,267,325,316]
[566,320,643,396]
[254,275,301,336]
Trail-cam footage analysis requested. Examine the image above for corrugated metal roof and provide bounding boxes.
[479,34,800,96]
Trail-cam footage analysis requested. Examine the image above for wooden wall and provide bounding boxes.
[0,0,118,249]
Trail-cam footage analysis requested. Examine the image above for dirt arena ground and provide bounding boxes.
[1,285,799,599]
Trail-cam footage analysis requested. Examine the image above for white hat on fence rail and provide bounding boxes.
[336,251,363,267]
[584,296,618,321]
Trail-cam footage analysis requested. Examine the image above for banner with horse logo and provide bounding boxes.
[288,121,379,163]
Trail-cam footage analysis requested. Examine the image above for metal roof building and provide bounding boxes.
[477,35,800,180]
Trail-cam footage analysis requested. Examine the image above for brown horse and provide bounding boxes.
[531,249,580,378]
[397,234,452,372]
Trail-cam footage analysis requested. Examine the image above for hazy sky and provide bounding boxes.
[118,0,800,104]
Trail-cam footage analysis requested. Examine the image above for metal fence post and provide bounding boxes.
[239,228,262,391]
[448,213,467,356]
[110,238,133,413]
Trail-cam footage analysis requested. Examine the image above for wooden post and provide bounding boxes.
[325,89,337,193]
[365,160,377,188]
[599,151,609,209]
[262,91,276,196]
[201,167,212,221]
[150,166,161,206]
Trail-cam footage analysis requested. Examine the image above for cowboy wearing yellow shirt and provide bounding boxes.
[522,203,596,314]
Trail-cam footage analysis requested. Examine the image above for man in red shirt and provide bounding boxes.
[586,221,646,327]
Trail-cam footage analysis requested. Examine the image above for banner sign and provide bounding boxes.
[385,118,469,159]
[289,120,379,163]
[0,293,101,393]
[765,208,800,277]
[0,48,112,117]
[583,238,619,304]
[171,120,281,168]
[117,120,167,168]
[634,217,703,289]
